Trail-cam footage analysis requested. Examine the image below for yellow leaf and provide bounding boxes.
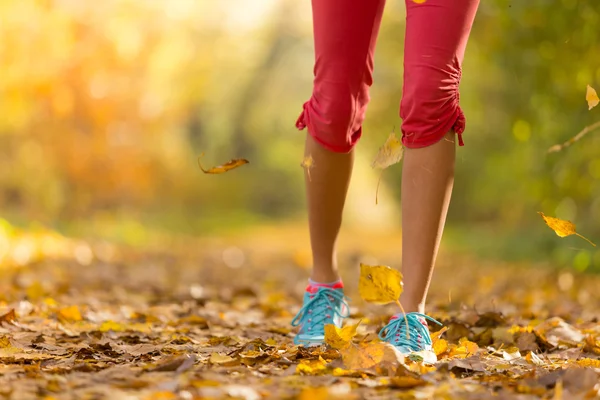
[298,387,329,400]
[324,321,361,349]
[447,338,479,358]
[26,282,45,301]
[209,353,237,366]
[198,153,249,174]
[587,84,599,110]
[300,155,314,182]
[433,338,448,356]
[58,305,82,322]
[99,321,126,332]
[372,132,404,204]
[538,212,596,247]
[372,132,404,170]
[0,335,11,348]
[390,376,427,388]
[576,358,600,368]
[339,342,401,370]
[359,263,403,305]
[296,357,328,375]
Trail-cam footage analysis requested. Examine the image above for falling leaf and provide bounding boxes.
[57,305,82,322]
[538,212,596,247]
[359,264,403,305]
[586,84,599,110]
[324,321,361,350]
[0,309,16,324]
[198,153,249,174]
[372,132,404,204]
[300,155,314,182]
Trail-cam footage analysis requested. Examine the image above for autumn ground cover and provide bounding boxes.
[1,221,600,400]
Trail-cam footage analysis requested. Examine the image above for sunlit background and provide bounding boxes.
[1,0,600,269]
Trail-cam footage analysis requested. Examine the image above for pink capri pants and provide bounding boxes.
[295,0,479,152]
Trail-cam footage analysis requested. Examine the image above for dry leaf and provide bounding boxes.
[0,309,16,324]
[340,342,402,370]
[58,305,82,322]
[359,264,403,305]
[198,153,249,174]
[538,212,596,247]
[433,338,448,356]
[296,357,329,375]
[372,132,404,204]
[300,155,314,182]
[390,375,427,389]
[587,84,599,110]
[298,387,329,400]
[209,353,238,366]
[324,321,361,350]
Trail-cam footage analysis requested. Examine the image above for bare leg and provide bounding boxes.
[305,135,354,283]
[400,131,455,313]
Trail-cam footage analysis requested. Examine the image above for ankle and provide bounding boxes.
[309,271,341,284]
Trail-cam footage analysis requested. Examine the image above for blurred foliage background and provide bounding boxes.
[1,0,599,269]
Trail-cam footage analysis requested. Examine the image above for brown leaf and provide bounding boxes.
[0,309,16,325]
[198,153,249,174]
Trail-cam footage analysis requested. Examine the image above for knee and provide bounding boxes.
[296,82,369,153]
[400,65,464,149]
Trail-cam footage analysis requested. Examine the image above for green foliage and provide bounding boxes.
[0,0,599,266]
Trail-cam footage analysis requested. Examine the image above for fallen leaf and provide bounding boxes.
[198,153,249,174]
[586,84,599,110]
[0,309,16,324]
[433,338,448,356]
[209,353,239,366]
[57,305,82,322]
[358,264,403,306]
[390,375,427,388]
[296,357,328,375]
[371,132,404,204]
[538,212,596,247]
[324,321,361,350]
[300,155,314,182]
[298,387,329,400]
[340,342,402,370]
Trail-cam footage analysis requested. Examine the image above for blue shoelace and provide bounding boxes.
[378,312,442,352]
[291,287,350,335]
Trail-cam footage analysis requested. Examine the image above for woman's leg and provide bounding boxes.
[399,0,479,313]
[296,0,386,283]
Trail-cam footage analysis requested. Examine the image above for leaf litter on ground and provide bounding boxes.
[1,220,600,399]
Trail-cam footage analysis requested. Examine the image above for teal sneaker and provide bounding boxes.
[291,283,350,346]
[378,312,442,362]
